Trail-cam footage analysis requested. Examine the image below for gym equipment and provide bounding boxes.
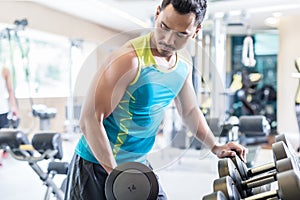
[0,129,68,200]
[7,111,20,129]
[214,170,300,200]
[0,129,30,149]
[275,134,290,146]
[229,67,277,133]
[229,141,296,181]
[202,191,227,200]
[217,141,299,198]
[239,115,270,137]
[213,176,242,200]
[239,115,271,146]
[206,115,270,148]
[32,104,57,131]
[105,162,159,200]
[217,156,297,198]
[275,134,300,164]
[272,141,297,163]
[206,117,239,143]
[272,141,300,171]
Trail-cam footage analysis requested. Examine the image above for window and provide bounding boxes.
[0,23,87,98]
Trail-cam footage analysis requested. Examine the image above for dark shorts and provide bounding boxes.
[64,154,167,200]
[0,113,9,129]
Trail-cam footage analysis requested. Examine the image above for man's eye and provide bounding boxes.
[161,24,169,31]
[176,33,186,38]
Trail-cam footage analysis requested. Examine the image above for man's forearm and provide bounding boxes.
[182,107,217,150]
[80,115,117,172]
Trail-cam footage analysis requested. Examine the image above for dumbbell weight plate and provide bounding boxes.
[277,170,300,200]
[244,170,300,200]
[272,141,291,161]
[213,176,241,200]
[231,141,293,181]
[275,134,288,145]
[218,158,249,197]
[105,162,159,200]
[275,135,300,170]
[231,155,248,180]
[202,191,227,200]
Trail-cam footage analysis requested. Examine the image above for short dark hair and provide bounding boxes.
[160,0,207,26]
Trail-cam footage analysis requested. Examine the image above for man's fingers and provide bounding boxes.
[218,149,236,158]
[227,142,248,162]
[237,146,248,162]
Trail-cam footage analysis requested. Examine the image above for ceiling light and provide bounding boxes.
[264,17,279,27]
[229,10,242,16]
[89,0,150,28]
[108,7,150,28]
[249,4,300,13]
[272,12,282,18]
[214,12,225,18]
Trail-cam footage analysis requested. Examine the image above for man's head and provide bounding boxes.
[153,0,207,57]
[161,0,207,26]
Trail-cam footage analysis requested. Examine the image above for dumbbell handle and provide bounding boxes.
[243,171,277,189]
[248,162,275,177]
[242,190,278,200]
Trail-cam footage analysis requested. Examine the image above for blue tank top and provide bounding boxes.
[75,33,189,165]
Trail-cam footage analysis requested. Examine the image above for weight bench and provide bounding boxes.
[0,129,68,200]
[239,115,271,146]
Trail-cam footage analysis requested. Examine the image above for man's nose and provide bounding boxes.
[164,31,176,45]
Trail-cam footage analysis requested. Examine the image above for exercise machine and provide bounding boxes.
[0,129,68,200]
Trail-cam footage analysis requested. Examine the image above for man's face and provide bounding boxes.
[153,4,200,57]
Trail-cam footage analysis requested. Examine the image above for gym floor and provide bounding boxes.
[0,133,275,200]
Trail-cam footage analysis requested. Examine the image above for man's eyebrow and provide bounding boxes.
[161,21,189,35]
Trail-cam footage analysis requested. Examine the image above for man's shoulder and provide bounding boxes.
[113,41,138,60]
[106,42,139,71]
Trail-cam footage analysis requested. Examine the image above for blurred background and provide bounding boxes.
[0,0,300,199]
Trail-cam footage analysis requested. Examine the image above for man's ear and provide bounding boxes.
[154,6,161,20]
[192,25,202,39]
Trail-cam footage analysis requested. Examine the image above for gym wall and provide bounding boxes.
[0,1,135,133]
[277,15,300,141]
[0,1,119,43]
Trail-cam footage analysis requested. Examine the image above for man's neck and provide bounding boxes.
[149,33,177,69]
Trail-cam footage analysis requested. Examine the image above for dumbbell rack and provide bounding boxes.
[202,134,300,200]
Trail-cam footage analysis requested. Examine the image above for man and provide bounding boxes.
[0,65,18,129]
[0,65,19,160]
[65,0,247,199]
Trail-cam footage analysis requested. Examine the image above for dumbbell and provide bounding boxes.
[274,135,300,169]
[216,155,298,198]
[105,162,159,200]
[222,141,297,182]
[214,169,300,200]
[202,191,227,200]
[213,175,242,200]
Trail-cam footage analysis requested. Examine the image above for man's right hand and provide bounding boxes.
[102,163,115,174]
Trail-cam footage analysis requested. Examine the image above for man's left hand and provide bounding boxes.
[211,142,248,162]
